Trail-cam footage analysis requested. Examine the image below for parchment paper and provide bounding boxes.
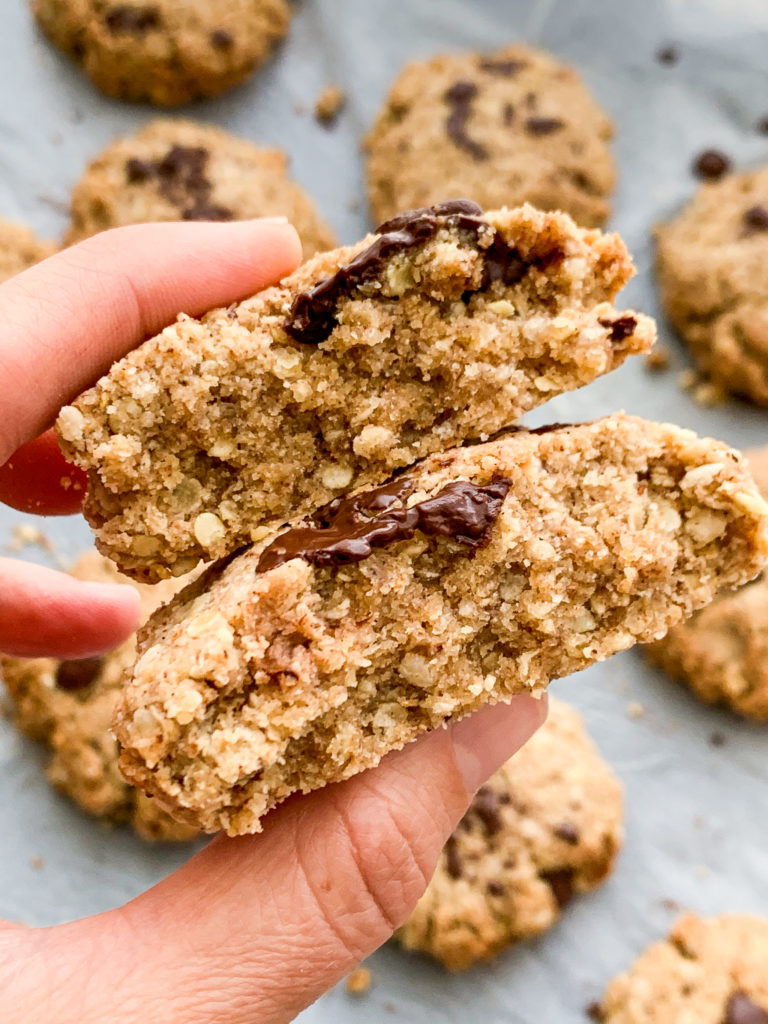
[2,1,768,1020]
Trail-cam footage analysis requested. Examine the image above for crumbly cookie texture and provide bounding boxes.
[645,445,768,720]
[595,915,768,1023]
[397,699,623,971]
[365,45,615,228]
[0,218,55,283]
[66,119,335,257]
[1,552,196,841]
[30,0,291,106]
[57,201,654,581]
[656,164,768,405]
[114,416,768,836]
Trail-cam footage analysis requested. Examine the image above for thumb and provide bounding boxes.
[3,694,546,1024]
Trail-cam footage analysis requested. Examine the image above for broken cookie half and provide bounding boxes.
[57,200,654,581]
[114,415,768,836]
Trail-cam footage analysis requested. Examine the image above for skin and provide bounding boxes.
[0,219,546,1023]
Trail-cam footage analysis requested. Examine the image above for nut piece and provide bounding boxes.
[345,966,371,996]
[320,464,354,490]
[193,512,226,549]
[57,406,86,443]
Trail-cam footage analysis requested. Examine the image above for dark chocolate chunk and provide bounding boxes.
[525,117,565,136]
[744,206,768,231]
[479,58,527,77]
[257,476,511,573]
[599,315,637,343]
[444,81,489,162]
[104,5,160,33]
[486,880,506,896]
[724,993,768,1024]
[503,103,515,126]
[586,1002,605,1022]
[656,44,679,65]
[125,158,153,184]
[693,149,731,181]
[123,144,228,222]
[554,822,580,845]
[445,834,463,879]
[182,203,233,222]
[210,29,234,50]
[542,868,575,908]
[471,786,503,836]
[482,232,528,287]
[56,656,104,693]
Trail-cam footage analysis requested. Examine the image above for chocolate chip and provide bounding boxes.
[257,477,511,573]
[210,29,234,50]
[542,869,575,908]
[656,44,679,65]
[693,149,731,180]
[104,5,160,33]
[486,880,506,896]
[599,315,637,343]
[744,206,768,231]
[182,203,233,222]
[525,117,564,136]
[123,145,228,221]
[445,835,463,879]
[503,103,515,126]
[482,232,528,287]
[125,158,153,183]
[56,657,104,692]
[472,787,503,836]
[554,822,580,845]
[479,58,527,77]
[724,993,768,1024]
[444,81,489,161]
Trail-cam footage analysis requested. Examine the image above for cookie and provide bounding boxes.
[67,119,335,257]
[645,446,768,720]
[31,0,291,106]
[57,200,654,581]
[0,219,55,284]
[365,45,615,228]
[1,551,196,841]
[594,914,768,1023]
[656,164,768,405]
[397,699,623,971]
[113,415,768,836]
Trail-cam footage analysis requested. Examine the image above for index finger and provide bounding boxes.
[0,218,301,464]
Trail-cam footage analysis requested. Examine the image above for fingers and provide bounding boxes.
[0,558,141,657]
[5,695,547,1024]
[0,219,302,463]
[0,430,86,515]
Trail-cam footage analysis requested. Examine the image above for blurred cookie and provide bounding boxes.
[656,164,768,405]
[645,446,768,721]
[1,551,197,841]
[0,219,55,284]
[594,915,768,1022]
[365,45,615,227]
[31,0,291,106]
[67,119,335,256]
[397,700,623,970]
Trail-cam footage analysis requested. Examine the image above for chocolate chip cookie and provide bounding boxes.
[66,119,335,257]
[365,45,615,228]
[0,219,55,284]
[113,415,768,836]
[1,551,196,840]
[57,200,654,581]
[397,699,623,971]
[656,164,768,405]
[31,0,291,106]
[645,446,768,720]
[594,915,768,1023]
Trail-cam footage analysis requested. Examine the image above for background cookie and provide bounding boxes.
[365,44,615,228]
[0,218,55,284]
[0,551,197,841]
[397,700,623,971]
[656,164,768,405]
[594,914,768,1022]
[30,0,291,106]
[67,118,335,256]
[644,446,768,720]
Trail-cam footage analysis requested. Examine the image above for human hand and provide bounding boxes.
[0,220,547,1023]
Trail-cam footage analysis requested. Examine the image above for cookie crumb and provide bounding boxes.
[626,701,645,720]
[586,1002,604,1022]
[315,85,346,126]
[645,344,670,371]
[30,856,43,870]
[656,45,679,65]
[757,116,768,135]
[661,897,681,912]
[692,149,731,181]
[345,966,371,996]
[695,864,711,880]
[6,524,54,554]
[709,731,726,748]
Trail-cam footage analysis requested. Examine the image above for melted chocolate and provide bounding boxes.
[105,5,160,33]
[125,146,233,222]
[525,117,564,136]
[744,206,768,231]
[210,29,234,50]
[445,835,463,879]
[599,315,637,343]
[257,477,510,573]
[444,81,488,161]
[56,656,104,693]
[471,787,503,836]
[542,869,575,908]
[486,880,506,896]
[724,994,768,1024]
[554,822,580,845]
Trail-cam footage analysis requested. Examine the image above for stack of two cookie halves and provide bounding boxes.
[56,199,768,841]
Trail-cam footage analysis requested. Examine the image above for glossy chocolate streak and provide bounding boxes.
[257,477,511,573]
[282,199,533,345]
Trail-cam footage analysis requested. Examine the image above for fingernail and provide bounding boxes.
[255,216,290,224]
[450,694,548,795]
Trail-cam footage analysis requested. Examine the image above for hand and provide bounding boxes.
[0,220,547,1024]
